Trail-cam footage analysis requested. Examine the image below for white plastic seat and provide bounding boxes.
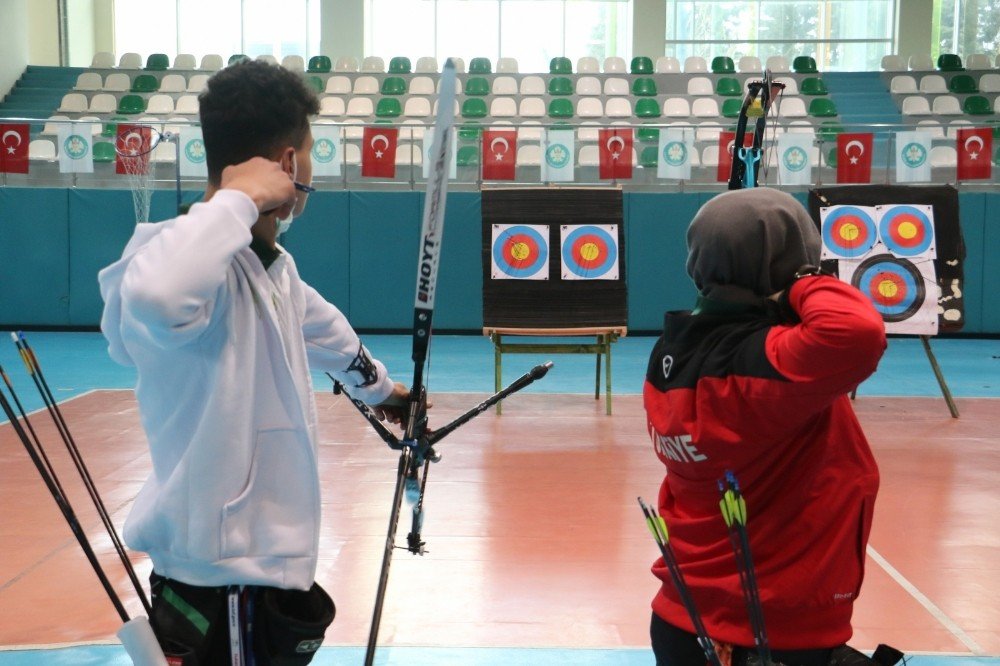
[978,74,1000,93]
[577,57,599,73]
[576,97,603,118]
[702,145,720,167]
[578,145,600,166]
[930,145,957,167]
[603,77,629,95]
[901,96,932,115]
[175,95,199,114]
[775,77,798,95]
[493,76,518,95]
[186,74,209,92]
[415,57,438,73]
[919,75,947,93]
[29,139,56,160]
[42,115,70,135]
[517,144,541,166]
[575,77,600,96]
[431,99,459,115]
[603,57,626,73]
[915,119,945,138]
[324,76,351,94]
[344,143,361,164]
[146,94,175,115]
[407,76,433,95]
[663,98,691,117]
[91,52,115,68]
[104,73,131,91]
[605,98,632,118]
[89,93,117,113]
[395,143,422,166]
[909,54,934,71]
[738,56,762,73]
[490,97,517,118]
[404,97,432,118]
[946,119,972,138]
[655,56,680,73]
[932,95,962,115]
[777,97,807,117]
[518,98,545,118]
[353,76,379,95]
[518,122,543,142]
[683,56,708,73]
[255,54,278,65]
[520,76,545,95]
[881,55,907,71]
[692,97,720,117]
[319,96,346,116]
[965,54,992,70]
[400,120,425,141]
[496,57,518,73]
[118,52,142,69]
[765,56,790,73]
[995,96,1000,112]
[687,77,714,95]
[445,57,465,72]
[786,121,816,138]
[200,54,223,70]
[158,74,186,93]
[75,73,102,91]
[437,77,462,94]
[577,122,600,142]
[152,141,176,163]
[174,54,197,69]
[361,56,385,72]
[346,98,374,116]
[334,56,359,72]
[282,55,305,71]
[696,121,723,141]
[343,125,364,140]
[890,75,918,93]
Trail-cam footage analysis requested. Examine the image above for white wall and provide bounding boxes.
[67,0,96,66]
[0,0,29,97]
[28,0,60,65]
[321,0,364,61]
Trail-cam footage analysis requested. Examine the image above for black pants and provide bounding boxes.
[650,612,834,666]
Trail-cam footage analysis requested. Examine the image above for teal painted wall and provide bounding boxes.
[0,188,995,334]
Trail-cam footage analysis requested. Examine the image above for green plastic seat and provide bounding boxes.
[937,53,964,71]
[547,98,573,118]
[375,98,402,118]
[101,116,127,137]
[631,56,654,74]
[469,57,492,74]
[307,55,331,73]
[808,97,838,117]
[640,145,659,168]
[716,77,742,96]
[963,95,993,115]
[548,77,573,96]
[380,76,407,95]
[800,77,828,95]
[465,77,491,96]
[305,76,323,93]
[388,56,411,73]
[722,98,743,118]
[457,145,480,166]
[116,94,146,115]
[130,74,159,93]
[637,127,660,143]
[711,56,735,74]
[549,57,573,74]
[93,142,116,163]
[458,122,482,141]
[817,121,844,141]
[461,98,488,118]
[632,78,657,96]
[826,147,838,167]
[635,98,661,118]
[793,56,818,73]
[228,54,250,66]
[949,74,978,94]
[145,53,169,71]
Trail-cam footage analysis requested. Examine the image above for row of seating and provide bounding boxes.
[899,94,999,116]
[74,72,210,93]
[882,53,1000,71]
[890,73,1000,94]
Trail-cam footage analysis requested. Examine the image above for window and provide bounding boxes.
[665,0,896,71]
[935,0,1000,57]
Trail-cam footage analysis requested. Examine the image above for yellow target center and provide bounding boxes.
[580,242,600,261]
[877,279,899,299]
[897,221,918,240]
[839,223,860,243]
[510,242,530,261]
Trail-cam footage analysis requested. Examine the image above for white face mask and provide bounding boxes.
[276,213,294,235]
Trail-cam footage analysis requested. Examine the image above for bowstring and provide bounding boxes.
[760,88,783,186]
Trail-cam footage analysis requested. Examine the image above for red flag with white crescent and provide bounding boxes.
[481,129,517,180]
[0,123,30,174]
[115,124,152,175]
[956,127,992,181]
[362,127,398,178]
[598,128,633,180]
[836,133,873,184]
[716,131,753,182]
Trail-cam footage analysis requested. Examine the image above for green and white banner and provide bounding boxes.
[179,127,208,178]
[657,128,694,180]
[895,131,932,183]
[541,129,575,182]
[57,125,93,173]
[776,133,813,185]
[312,125,343,177]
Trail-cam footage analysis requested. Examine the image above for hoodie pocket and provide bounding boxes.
[221,428,316,559]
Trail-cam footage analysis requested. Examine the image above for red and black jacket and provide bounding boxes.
[643,275,886,649]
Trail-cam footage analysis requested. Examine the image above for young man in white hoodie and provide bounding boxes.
[99,60,408,664]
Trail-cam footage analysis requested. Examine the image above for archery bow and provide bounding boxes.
[728,69,785,190]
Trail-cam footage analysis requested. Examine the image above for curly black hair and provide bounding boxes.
[198,60,319,184]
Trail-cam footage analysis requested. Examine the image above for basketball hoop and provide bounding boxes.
[114,124,172,224]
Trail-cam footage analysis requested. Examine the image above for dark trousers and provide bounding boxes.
[650,612,834,666]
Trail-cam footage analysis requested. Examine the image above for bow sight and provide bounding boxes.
[728,69,786,190]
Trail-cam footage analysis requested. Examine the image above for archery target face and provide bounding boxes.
[821,206,878,260]
[876,204,936,259]
[560,224,619,280]
[491,224,549,279]
[842,254,939,335]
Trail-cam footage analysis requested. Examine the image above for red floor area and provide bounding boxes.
[0,391,997,654]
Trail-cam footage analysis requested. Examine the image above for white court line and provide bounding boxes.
[867,545,985,656]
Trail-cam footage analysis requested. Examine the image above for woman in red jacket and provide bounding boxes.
[644,188,886,665]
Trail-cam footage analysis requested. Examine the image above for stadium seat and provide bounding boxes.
[692,98,720,117]
[949,74,978,93]
[775,76,799,95]
[200,54,223,70]
[807,98,836,117]
[576,77,601,95]
[457,145,479,167]
[462,98,488,118]
[548,98,573,118]
[319,96,345,116]
[683,56,708,73]
[738,56,762,72]
[979,74,1000,93]
[517,144,541,167]
[765,55,790,72]
[548,77,573,96]
[945,119,972,138]
[779,98,808,117]
[255,54,278,65]
[919,75,947,93]
[490,97,517,118]
[577,98,603,118]
[793,56,818,73]
[346,98,373,117]
[664,98,691,117]
[655,56,681,73]
[932,95,962,115]
[88,94,117,113]
[603,78,629,95]
[282,55,305,71]
[229,54,250,65]
[158,74,186,93]
[335,56,359,72]
[605,98,632,118]
[915,119,945,137]
[414,56,438,73]
[817,121,844,141]
[381,76,407,95]
[147,53,169,70]
[469,57,492,74]
[696,121,724,141]
[388,56,411,73]
[965,53,992,70]
[172,54,195,69]
[639,145,658,168]
[325,76,351,94]
[404,97,431,118]
[962,95,992,115]
[716,77,742,96]
[464,77,490,96]
[630,56,654,74]
[577,57,599,73]
[550,57,573,74]
[711,56,735,73]
[901,96,932,115]
[520,76,545,95]
[632,78,657,96]
[909,54,934,70]
[519,123,543,141]
[458,122,481,141]
[635,99,661,119]
[687,77,714,95]
[304,76,323,93]
[75,72,102,91]
[930,145,957,166]
[146,94,174,115]
[375,98,402,118]
[91,141,116,163]
[880,55,907,71]
[354,76,379,94]
[889,75,918,93]
[446,56,466,72]
[721,98,743,118]
[117,94,146,115]
[578,145,599,166]
[800,77,828,95]
[637,126,660,143]
[361,56,384,72]
[433,98,461,116]
[307,56,332,73]
[409,76,435,95]
[937,53,964,71]
[91,52,115,68]
[603,57,626,73]
[519,98,545,117]
[130,74,158,92]
[496,57,518,73]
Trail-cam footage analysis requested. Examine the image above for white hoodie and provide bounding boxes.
[98,190,394,590]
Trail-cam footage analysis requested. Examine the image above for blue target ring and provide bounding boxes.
[822,206,877,258]
[562,225,618,278]
[492,225,548,278]
[878,205,934,257]
[851,254,925,322]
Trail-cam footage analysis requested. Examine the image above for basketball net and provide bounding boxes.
[115,124,156,224]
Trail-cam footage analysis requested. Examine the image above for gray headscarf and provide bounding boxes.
[686,188,821,304]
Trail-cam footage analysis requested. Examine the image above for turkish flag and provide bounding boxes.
[836,133,873,184]
[956,127,992,181]
[361,127,398,178]
[482,129,517,180]
[598,128,633,180]
[716,131,754,182]
[115,124,153,175]
[0,123,30,174]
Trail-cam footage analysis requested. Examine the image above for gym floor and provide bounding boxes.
[0,332,998,665]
